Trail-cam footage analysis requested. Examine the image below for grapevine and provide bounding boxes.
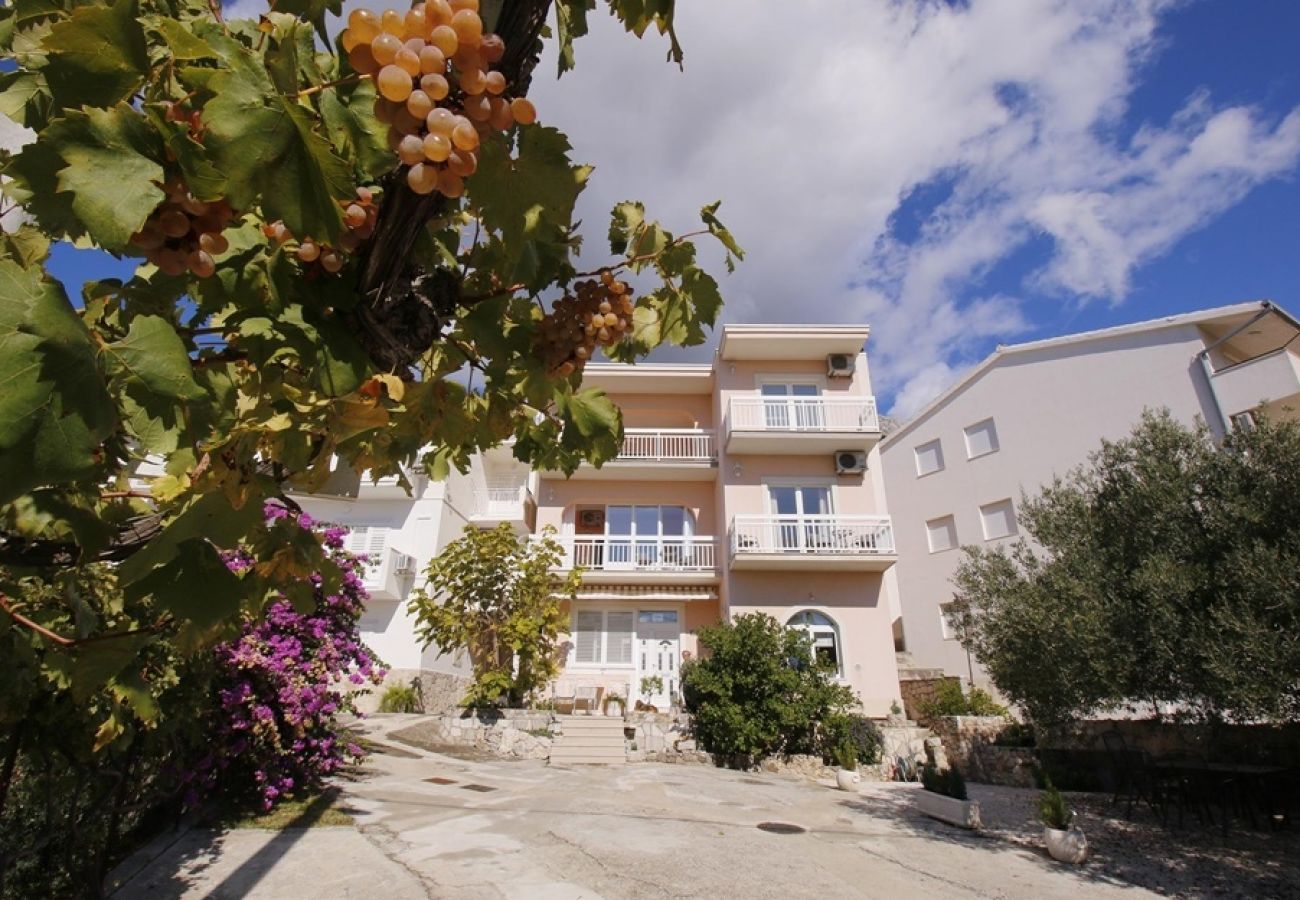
[342,0,538,199]
[536,270,636,376]
[128,176,235,278]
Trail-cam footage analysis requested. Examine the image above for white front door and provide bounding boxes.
[636,610,680,709]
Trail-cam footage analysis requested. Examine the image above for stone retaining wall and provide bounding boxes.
[410,708,556,760]
[928,715,1037,788]
[350,668,471,715]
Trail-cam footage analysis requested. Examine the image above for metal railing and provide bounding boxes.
[549,535,717,572]
[727,396,880,433]
[618,428,715,461]
[730,515,895,555]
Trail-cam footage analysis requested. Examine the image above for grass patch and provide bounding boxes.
[218,788,354,830]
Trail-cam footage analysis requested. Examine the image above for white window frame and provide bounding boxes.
[787,609,844,678]
[569,607,636,669]
[939,603,959,641]
[926,515,958,554]
[963,418,1000,460]
[762,478,836,517]
[979,498,1017,541]
[914,438,945,477]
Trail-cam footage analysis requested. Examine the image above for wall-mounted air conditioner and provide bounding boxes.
[834,450,867,474]
[827,353,855,377]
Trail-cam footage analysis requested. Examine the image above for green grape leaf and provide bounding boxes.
[201,60,352,243]
[117,491,264,588]
[318,79,392,180]
[41,0,150,108]
[143,104,227,202]
[0,259,115,504]
[0,69,52,130]
[151,16,222,61]
[606,0,682,68]
[554,0,595,76]
[470,126,590,286]
[0,224,52,269]
[700,200,744,271]
[554,385,621,465]
[608,200,645,255]
[103,314,207,402]
[39,104,165,251]
[127,537,243,636]
[273,0,343,41]
[264,12,324,94]
[67,633,155,703]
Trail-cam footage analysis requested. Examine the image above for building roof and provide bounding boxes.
[719,324,871,361]
[883,300,1298,446]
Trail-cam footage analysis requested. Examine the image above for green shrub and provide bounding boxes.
[920,763,969,801]
[821,714,884,766]
[918,681,1008,721]
[378,683,422,713]
[1038,779,1071,829]
[833,740,858,770]
[682,613,858,767]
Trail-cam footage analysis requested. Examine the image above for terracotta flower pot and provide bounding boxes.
[1044,826,1089,864]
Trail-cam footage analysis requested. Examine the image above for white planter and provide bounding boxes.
[915,789,981,829]
[1044,827,1088,864]
[835,768,860,791]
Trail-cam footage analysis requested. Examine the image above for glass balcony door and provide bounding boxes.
[760,383,822,430]
[768,486,831,552]
[606,505,692,569]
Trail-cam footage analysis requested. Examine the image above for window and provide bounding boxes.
[572,609,634,666]
[760,382,823,429]
[963,418,1000,458]
[1231,411,1257,433]
[926,515,958,553]
[939,603,959,641]
[604,505,694,567]
[768,484,833,551]
[914,439,945,476]
[980,499,1017,540]
[788,610,842,675]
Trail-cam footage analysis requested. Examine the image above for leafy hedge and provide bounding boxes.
[681,613,858,767]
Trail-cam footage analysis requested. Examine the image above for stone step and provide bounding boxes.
[550,750,627,765]
[555,735,627,748]
[559,721,627,733]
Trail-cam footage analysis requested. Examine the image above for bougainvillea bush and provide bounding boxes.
[192,507,386,811]
[0,507,384,894]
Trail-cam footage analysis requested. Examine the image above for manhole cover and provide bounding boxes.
[756,822,807,835]
[741,778,772,786]
[425,777,457,785]
[460,783,497,793]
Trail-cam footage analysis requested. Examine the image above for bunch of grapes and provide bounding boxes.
[536,271,635,376]
[340,0,537,199]
[129,175,234,277]
[263,187,380,275]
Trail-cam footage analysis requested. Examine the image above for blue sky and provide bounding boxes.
[13,0,1300,421]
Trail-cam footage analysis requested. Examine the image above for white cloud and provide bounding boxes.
[0,112,35,233]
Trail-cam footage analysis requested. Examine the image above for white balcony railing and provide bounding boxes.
[472,478,534,519]
[619,428,715,462]
[550,535,717,572]
[728,396,880,433]
[730,515,895,556]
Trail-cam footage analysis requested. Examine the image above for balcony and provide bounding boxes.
[1210,348,1300,421]
[547,535,719,585]
[562,428,717,481]
[346,526,418,599]
[729,515,896,571]
[725,396,882,454]
[470,478,536,531]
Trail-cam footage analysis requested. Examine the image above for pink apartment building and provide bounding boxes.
[538,325,905,717]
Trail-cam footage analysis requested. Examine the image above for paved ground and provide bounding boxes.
[111,716,1207,899]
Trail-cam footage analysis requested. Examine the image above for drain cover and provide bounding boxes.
[756,822,807,835]
[460,783,497,793]
[741,778,772,786]
[425,776,457,785]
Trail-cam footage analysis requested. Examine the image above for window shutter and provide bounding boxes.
[575,611,603,663]
[606,611,634,665]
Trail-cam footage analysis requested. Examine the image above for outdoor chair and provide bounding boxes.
[574,685,602,715]
[550,682,577,715]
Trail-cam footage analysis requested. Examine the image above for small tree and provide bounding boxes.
[409,523,579,707]
[682,613,858,767]
[954,410,1300,724]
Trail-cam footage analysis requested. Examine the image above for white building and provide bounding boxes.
[294,445,536,704]
[879,300,1300,686]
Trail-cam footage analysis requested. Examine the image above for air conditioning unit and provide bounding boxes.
[393,552,418,575]
[827,353,855,377]
[834,450,867,474]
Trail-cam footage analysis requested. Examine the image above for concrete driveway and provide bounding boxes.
[115,716,1158,899]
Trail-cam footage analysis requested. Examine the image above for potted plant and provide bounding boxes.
[915,763,981,829]
[1039,781,1088,864]
[639,675,664,705]
[603,693,625,718]
[833,741,860,791]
